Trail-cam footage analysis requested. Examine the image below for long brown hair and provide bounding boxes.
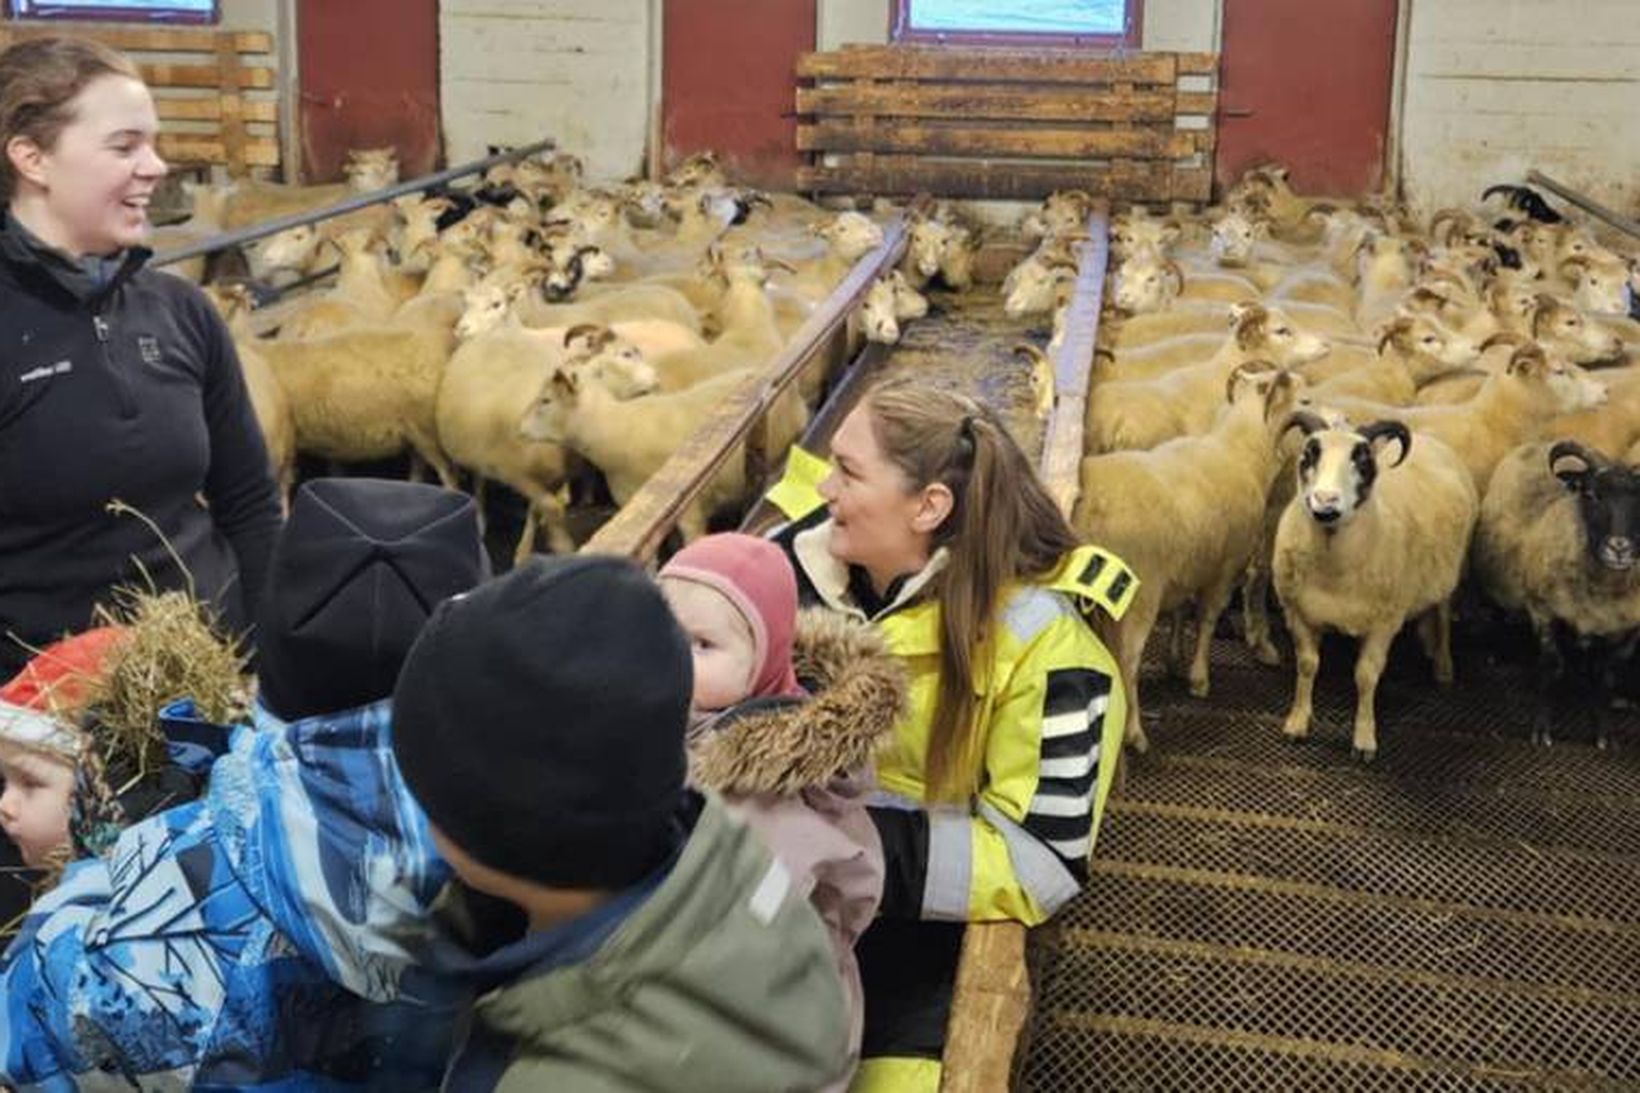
[0,36,139,202]
[863,378,1079,800]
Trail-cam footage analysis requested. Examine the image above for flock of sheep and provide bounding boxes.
[155,148,1640,764]
[156,148,927,561]
[994,168,1639,761]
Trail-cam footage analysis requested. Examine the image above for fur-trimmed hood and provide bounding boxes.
[690,609,907,796]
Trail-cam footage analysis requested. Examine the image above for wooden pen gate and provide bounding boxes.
[0,22,279,177]
[796,44,1217,203]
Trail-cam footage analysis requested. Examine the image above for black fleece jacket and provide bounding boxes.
[0,211,281,680]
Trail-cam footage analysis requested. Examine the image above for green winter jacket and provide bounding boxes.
[456,792,854,1093]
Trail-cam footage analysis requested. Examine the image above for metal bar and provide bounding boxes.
[1526,170,1640,241]
[152,137,557,267]
[584,198,928,561]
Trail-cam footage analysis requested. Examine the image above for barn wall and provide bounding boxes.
[439,0,654,179]
[1399,0,1640,218]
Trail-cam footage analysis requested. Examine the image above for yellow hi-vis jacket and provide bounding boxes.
[766,447,1137,926]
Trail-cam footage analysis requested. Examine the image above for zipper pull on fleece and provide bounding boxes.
[92,315,110,342]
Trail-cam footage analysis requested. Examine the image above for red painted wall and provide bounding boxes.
[1215,0,1399,197]
[662,0,816,190]
[296,0,440,183]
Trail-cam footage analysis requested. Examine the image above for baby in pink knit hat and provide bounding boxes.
[659,533,906,1087]
[658,533,807,728]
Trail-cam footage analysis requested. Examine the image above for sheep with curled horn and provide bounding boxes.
[1474,440,1640,747]
[1271,411,1479,762]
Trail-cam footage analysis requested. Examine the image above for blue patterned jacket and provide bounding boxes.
[0,700,464,1091]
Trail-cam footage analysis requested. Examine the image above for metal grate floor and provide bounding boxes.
[1022,623,1640,1091]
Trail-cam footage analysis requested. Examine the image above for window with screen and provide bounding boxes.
[894,0,1139,46]
[8,0,217,22]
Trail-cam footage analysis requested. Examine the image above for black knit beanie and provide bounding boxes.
[391,555,693,890]
[256,478,486,722]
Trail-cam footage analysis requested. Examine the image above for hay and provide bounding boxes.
[83,587,250,785]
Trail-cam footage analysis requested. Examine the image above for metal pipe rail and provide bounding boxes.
[580,198,928,561]
[941,207,1112,1093]
[1526,170,1640,241]
[152,137,557,267]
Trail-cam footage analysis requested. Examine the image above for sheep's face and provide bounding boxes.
[1553,450,1640,572]
[576,342,658,400]
[1110,214,1174,261]
[455,285,512,340]
[1210,210,1261,267]
[620,180,668,226]
[1292,421,1409,528]
[905,219,949,279]
[252,224,319,277]
[1003,258,1073,318]
[859,278,901,345]
[344,147,399,192]
[1386,314,1480,370]
[817,212,883,263]
[888,271,929,321]
[1112,249,1182,314]
[1565,258,1629,314]
[1543,359,1609,414]
[1232,304,1331,366]
[1533,300,1624,364]
[1357,234,1414,285]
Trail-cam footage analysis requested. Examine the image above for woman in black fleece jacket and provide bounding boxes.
[0,38,280,683]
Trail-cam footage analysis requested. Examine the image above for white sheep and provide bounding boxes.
[1085,303,1331,452]
[520,364,808,542]
[1272,414,1479,761]
[1074,367,1307,751]
[1473,441,1640,745]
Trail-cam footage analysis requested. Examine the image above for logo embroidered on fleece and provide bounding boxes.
[137,336,162,367]
[18,360,71,384]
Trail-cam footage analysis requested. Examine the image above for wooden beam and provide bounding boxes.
[1176,51,1219,76]
[799,161,1177,202]
[156,97,279,124]
[941,209,1111,1093]
[798,121,1196,160]
[1175,90,1218,115]
[0,25,272,54]
[157,134,280,168]
[139,63,275,91]
[797,84,1176,124]
[799,46,1175,86]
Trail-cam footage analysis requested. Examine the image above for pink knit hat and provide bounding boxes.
[659,534,806,701]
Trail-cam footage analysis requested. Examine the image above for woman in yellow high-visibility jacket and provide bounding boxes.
[766,377,1136,1092]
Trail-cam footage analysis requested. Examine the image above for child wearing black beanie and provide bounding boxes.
[391,554,855,1092]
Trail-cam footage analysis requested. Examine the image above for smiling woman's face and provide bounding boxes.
[819,404,939,591]
[9,73,166,256]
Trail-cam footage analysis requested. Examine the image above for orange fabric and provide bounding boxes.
[1,627,126,709]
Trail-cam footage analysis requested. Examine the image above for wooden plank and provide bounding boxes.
[799,46,1175,86]
[1173,166,1214,203]
[1176,51,1219,76]
[798,120,1195,159]
[799,161,1175,202]
[0,25,271,54]
[797,84,1175,124]
[139,63,274,91]
[155,97,278,123]
[943,212,1110,1093]
[1175,90,1218,115]
[941,923,1032,1093]
[157,134,280,168]
[215,34,248,178]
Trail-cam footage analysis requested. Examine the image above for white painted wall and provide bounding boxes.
[1399,0,1640,218]
[439,0,653,180]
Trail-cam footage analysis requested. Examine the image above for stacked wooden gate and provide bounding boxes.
[797,44,1217,203]
[0,22,279,177]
